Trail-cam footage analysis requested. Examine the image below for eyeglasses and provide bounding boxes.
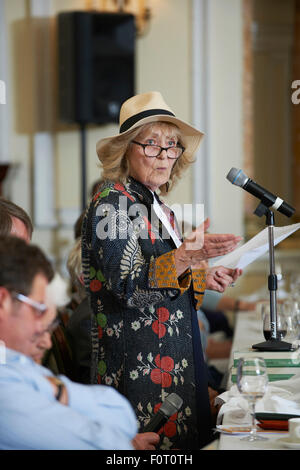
[131,141,185,159]
[12,292,47,316]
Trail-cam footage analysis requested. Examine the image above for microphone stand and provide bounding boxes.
[252,203,295,351]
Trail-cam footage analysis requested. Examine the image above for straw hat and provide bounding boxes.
[96,91,204,158]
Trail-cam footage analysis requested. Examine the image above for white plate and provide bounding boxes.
[277,437,300,449]
[215,425,252,435]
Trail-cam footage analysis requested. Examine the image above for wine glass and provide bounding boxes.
[281,300,300,344]
[237,357,269,441]
[262,306,287,341]
[290,273,300,301]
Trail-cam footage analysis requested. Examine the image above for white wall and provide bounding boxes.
[206,0,244,237]
[0,0,10,163]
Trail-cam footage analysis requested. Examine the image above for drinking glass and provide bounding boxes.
[262,307,287,341]
[281,300,300,343]
[260,302,270,321]
[290,273,300,301]
[237,357,269,441]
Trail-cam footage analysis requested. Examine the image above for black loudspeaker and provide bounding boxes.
[57,11,135,125]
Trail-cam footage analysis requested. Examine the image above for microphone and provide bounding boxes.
[142,393,183,433]
[226,168,295,218]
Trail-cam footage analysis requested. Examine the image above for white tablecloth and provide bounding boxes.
[216,310,300,450]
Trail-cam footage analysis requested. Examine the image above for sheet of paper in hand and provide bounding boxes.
[212,223,300,270]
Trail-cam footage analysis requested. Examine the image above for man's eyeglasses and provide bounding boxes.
[12,292,47,316]
[132,141,185,159]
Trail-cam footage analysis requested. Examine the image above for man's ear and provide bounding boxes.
[0,287,12,321]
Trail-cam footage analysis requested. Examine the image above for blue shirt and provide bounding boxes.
[197,291,222,356]
[0,349,137,450]
[202,290,222,311]
[196,309,210,355]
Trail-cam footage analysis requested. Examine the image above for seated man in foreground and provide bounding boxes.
[0,236,140,450]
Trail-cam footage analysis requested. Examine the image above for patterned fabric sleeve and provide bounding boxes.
[148,249,192,294]
[82,191,192,309]
[191,268,207,310]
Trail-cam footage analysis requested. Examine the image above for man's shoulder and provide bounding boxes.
[0,349,49,385]
[0,356,32,401]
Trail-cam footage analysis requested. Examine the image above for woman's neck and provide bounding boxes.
[128,175,158,193]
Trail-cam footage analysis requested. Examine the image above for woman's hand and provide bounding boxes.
[46,376,69,406]
[174,218,242,276]
[206,266,243,292]
[208,387,223,425]
[131,432,160,450]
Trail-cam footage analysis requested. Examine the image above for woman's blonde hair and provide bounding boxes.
[97,122,195,195]
[67,237,86,301]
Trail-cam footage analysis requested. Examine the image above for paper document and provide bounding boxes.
[212,223,300,269]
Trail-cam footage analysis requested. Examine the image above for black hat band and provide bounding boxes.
[119,109,175,134]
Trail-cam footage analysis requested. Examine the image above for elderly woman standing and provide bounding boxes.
[82,92,242,450]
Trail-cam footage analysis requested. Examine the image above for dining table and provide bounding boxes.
[211,307,300,450]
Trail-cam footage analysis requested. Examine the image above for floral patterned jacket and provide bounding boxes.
[81,177,212,450]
